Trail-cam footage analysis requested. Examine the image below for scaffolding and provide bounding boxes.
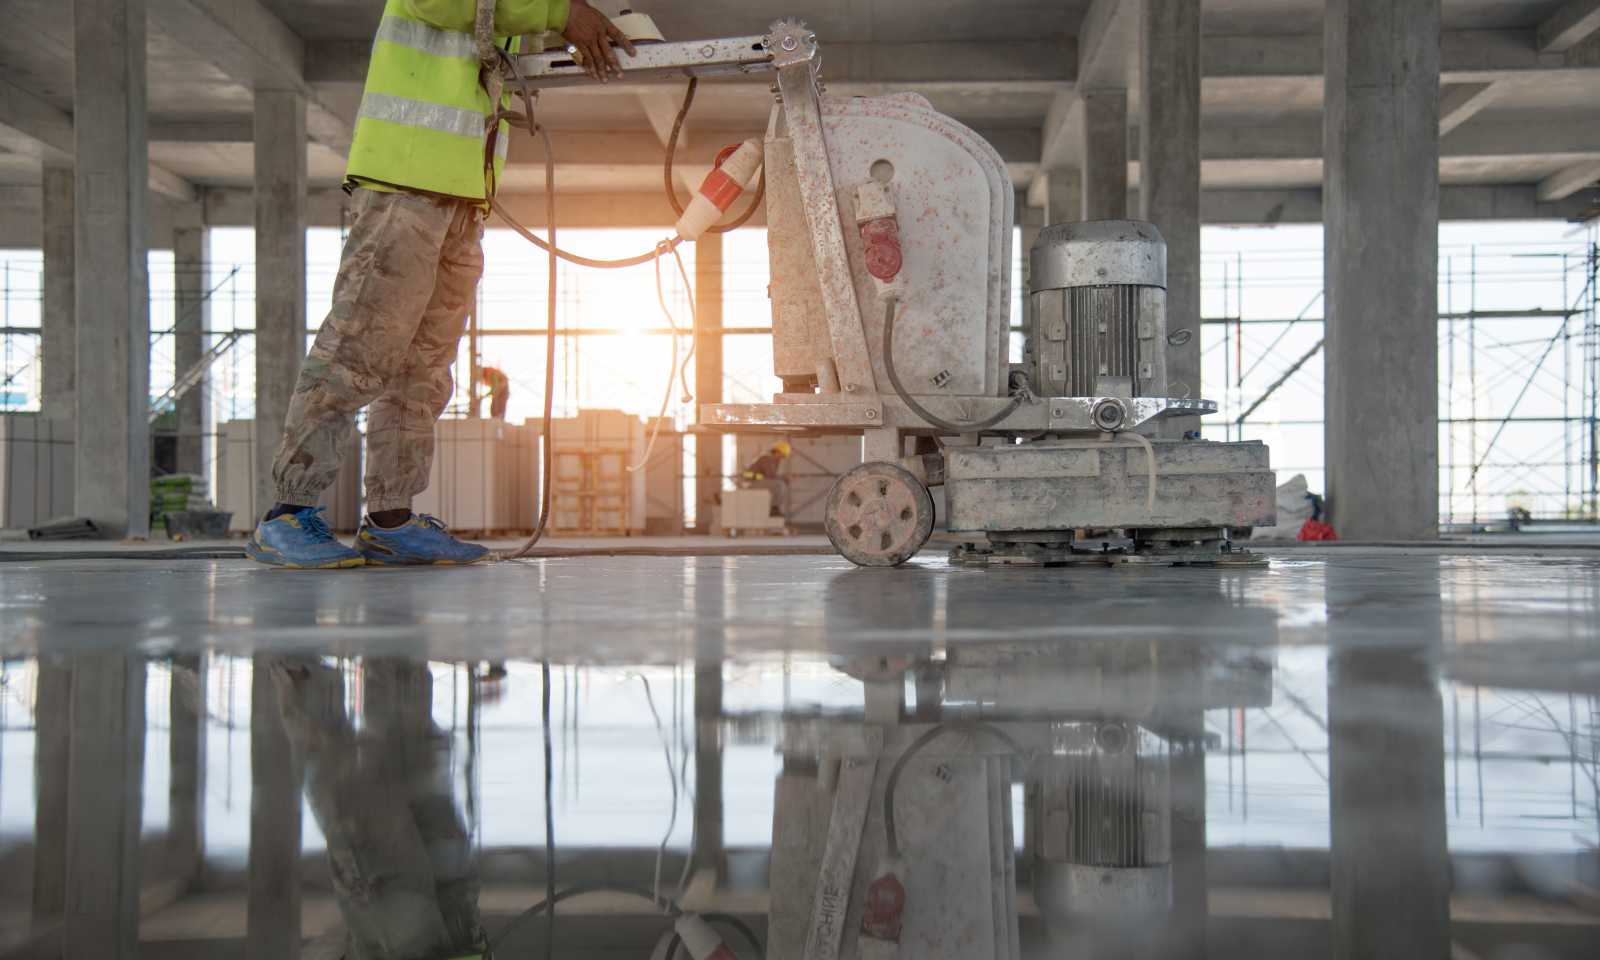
[1205,223,1600,527]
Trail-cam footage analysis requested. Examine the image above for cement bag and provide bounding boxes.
[1249,473,1313,541]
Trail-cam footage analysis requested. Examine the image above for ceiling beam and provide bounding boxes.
[1537,159,1600,201]
[1076,0,1137,90]
[1198,184,1597,225]
[1438,82,1503,136]
[148,0,352,154]
[0,75,196,204]
[1537,0,1600,54]
[1204,29,1590,82]
[1126,114,1600,163]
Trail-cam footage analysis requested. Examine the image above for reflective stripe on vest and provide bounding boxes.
[359,92,483,139]
[374,15,478,60]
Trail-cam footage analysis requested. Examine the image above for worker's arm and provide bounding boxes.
[403,0,571,36]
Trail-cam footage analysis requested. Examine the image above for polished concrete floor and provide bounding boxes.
[0,544,1596,663]
[3,542,1598,957]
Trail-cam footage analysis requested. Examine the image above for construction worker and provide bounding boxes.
[479,365,511,420]
[246,0,635,569]
[740,440,793,518]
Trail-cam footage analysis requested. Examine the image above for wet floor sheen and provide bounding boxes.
[1,546,1597,957]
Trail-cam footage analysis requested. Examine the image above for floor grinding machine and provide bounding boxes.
[516,20,1277,566]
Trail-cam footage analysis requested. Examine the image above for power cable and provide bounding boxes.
[883,299,1024,435]
[882,722,1026,860]
[664,78,767,234]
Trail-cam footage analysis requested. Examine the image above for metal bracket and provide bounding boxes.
[513,34,775,89]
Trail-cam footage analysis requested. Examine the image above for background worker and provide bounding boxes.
[740,441,793,518]
[246,0,635,569]
[479,365,511,420]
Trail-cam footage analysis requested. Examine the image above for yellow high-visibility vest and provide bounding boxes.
[345,0,569,201]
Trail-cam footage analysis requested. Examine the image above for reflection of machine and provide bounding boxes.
[767,640,1275,959]
[515,20,1277,567]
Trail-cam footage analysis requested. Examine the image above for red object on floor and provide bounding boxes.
[1299,519,1339,541]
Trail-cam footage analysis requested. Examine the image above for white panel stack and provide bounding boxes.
[642,417,684,535]
[413,419,540,533]
[0,415,75,530]
[216,420,362,533]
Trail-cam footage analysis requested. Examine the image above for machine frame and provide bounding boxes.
[516,20,1275,568]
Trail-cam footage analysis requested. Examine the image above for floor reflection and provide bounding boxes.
[0,613,1596,958]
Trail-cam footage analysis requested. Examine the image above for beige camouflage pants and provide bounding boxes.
[271,188,483,514]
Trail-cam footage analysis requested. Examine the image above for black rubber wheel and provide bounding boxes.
[824,462,936,567]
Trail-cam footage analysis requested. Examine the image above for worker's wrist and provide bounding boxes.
[551,0,577,30]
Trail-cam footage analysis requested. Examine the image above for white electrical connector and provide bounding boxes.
[675,140,764,241]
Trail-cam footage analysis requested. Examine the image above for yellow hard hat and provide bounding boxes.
[773,441,793,457]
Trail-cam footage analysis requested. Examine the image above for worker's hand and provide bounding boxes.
[562,0,636,82]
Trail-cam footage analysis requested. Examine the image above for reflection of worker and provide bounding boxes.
[272,658,485,960]
[246,0,635,569]
[740,441,792,517]
[480,366,510,420]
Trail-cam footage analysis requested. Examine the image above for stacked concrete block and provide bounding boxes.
[0,415,76,530]
[413,418,540,533]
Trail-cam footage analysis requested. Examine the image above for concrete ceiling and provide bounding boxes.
[0,0,1598,228]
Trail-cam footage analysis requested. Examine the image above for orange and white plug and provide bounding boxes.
[675,140,764,241]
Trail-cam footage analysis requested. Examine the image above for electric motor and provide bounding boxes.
[1027,220,1169,401]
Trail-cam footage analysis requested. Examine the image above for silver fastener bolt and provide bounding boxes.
[701,44,716,58]
[781,36,799,51]
[1052,407,1065,418]
[845,383,858,393]
[865,410,878,420]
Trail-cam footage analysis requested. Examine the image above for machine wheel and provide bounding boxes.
[824,462,936,567]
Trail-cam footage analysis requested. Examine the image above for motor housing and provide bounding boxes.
[1027,221,1169,402]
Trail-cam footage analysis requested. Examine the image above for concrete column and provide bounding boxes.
[694,231,724,533]
[1327,559,1450,959]
[73,0,151,537]
[64,653,146,958]
[173,214,208,476]
[253,90,308,513]
[1041,167,1082,227]
[169,654,207,886]
[1081,89,1129,220]
[40,165,75,425]
[31,661,72,923]
[248,654,303,960]
[1324,0,1441,539]
[1140,0,1202,436]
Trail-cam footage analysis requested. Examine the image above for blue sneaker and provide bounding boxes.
[245,507,365,569]
[355,514,491,566]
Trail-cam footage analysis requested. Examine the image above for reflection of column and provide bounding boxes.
[694,560,726,876]
[1165,712,1208,960]
[248,653,303,960]
[64,653,146,956]
[1327,560,1449,959]
[32,661,72,923]
[169,654,207,885]
[694,656,725,876]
